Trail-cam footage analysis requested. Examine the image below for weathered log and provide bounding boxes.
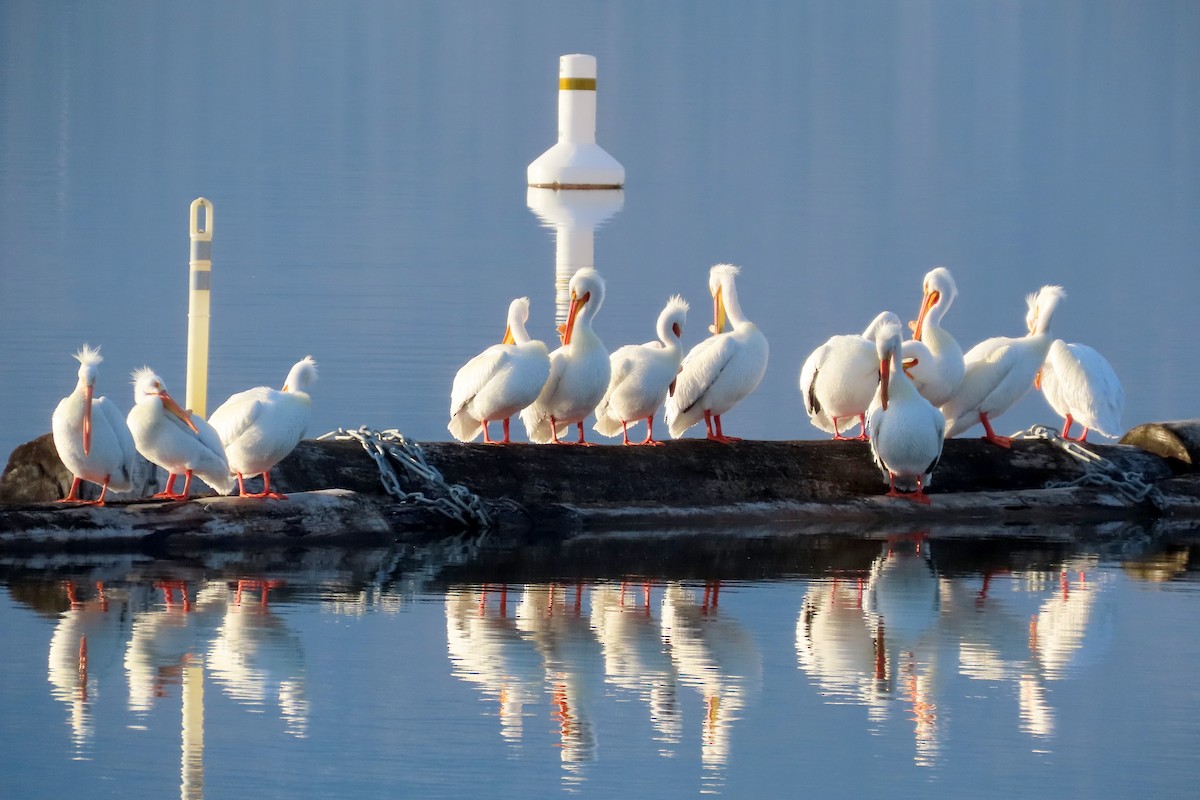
[1,423,1198,551]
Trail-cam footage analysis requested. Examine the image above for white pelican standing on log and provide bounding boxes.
[901,267,965,407]
[51,345,139,504]
[520,268,610,445]
[799,311,902,440]
[449,297,551,444]
[942,285,1067,448]
[665,264,768,442]
[1035,339,1124,442]
[127,368,235,500]
[208,356,317,498]
[594,295,689,445]
[867,323,945,504]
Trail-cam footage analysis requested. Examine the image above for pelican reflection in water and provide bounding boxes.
[590,582,681,751]
[48,581,146,757]
[795,538,1110,765]
[660,581,763,793]
[515,583,604,790]
[445,586,545,747]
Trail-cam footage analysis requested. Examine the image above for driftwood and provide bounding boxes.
[1,421,1199,551]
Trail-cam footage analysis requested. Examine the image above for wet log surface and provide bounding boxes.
[1,422,1198,551]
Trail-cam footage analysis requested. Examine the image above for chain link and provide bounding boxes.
[1011,424,1167,510]
[317,426,508,529]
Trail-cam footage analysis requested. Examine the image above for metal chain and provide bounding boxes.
[1011,424,1167,510]
[317,426,502,529]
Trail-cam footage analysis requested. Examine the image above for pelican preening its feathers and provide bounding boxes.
[665,264,768,443]
[520,267,611,445]
[449,298,551,444]
[867,323,945,504]
[594,295,689,445]
[800,311,902,440]
[51,345,139,505]
[941,285,1067,448]
[208,356,318,499]
[126,367,235,500]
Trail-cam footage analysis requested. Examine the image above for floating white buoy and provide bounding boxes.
[186,197,213,418]
[527,187,624,326]
[527,54,625,189]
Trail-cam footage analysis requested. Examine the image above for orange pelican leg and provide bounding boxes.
[641,416,664,446]
[979,412,1012,448]
[153,473,180,499]
[711,415,741,443]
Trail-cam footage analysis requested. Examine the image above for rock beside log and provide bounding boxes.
[1121,420,1200,468]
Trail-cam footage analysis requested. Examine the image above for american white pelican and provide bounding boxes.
[127,368,235,500]
[594,295,689,445]
[942,285,1067,448]
[665,264,769,442]
[51,345,140,504]
[1035,340,1124,442]
[520,268,611,445]
[448,297,551,444]
[208,356,317,498]
[901,267,965,407]
[867,323,945,504]
[799,311,902,440]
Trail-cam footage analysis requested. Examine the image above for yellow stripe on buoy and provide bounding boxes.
[559,77,596,91]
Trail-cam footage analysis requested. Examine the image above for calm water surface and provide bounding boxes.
[3,3,1200,797]
[2,526,1199,798]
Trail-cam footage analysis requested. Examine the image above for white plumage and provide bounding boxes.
[127,368,235,499]
[900,266,965,407]
[449,297,551,444]
[942,285,1067,448]
[867,323,945,503]
[1036,339,1124,441]
[520,268,611,444]
[594,295,689,445]
[665,264,769,442]
[800,311,901,439]
[51,345,139,504]
[208,356,317,498]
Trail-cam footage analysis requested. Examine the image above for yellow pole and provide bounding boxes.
[186,198,213,417]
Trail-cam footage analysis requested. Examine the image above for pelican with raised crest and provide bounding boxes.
[942,285,1067,448]
[520,268,611,445]
[208,356,317,498]
[594,295,689,445]
[665,264,768,442]
[449,297,551,444]
[51,345,139,504]
[127,368,235,500]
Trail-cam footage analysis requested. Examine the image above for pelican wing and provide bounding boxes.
[449,345,511,417]
[519,347,570,443]
[671,334,736,416]
[1052,343,1125,436]
[593,346,639,436]
[798,343,829,417]
[93,395,138,489]
[208,388,272,447]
